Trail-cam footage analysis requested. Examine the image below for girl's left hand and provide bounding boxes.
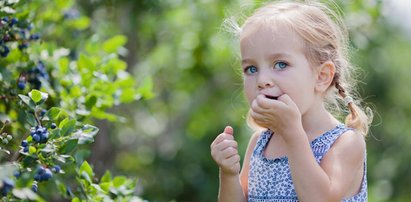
[250,94,303,141]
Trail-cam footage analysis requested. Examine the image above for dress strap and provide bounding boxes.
[252,129,273,156]
[311,124,353,162]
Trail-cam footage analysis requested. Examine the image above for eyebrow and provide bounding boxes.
[241,53,293,65]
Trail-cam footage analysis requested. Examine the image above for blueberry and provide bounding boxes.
[40,109,47,116]
[31,184,38,192]
[9,18,18,27]
[18,43,28,50]
[51,123,57,129]
[23,146,28,153]
[34,174,40,181]
[21,140,28,147]
[42,168,53,181]
[1,178,14,196]
[18,81,26,89]
[40,132,48,143]
[30,34,40,40]
[13,171,21,178]
[32,134,40,142]
[36,127,43,134]
[53,165,61,173]
[37,166,45,174]
[0,45,9,57]
[3,178,14,188]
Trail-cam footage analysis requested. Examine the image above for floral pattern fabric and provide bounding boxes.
[248,124,367,202]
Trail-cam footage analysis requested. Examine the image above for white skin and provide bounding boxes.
[210,23,365,202]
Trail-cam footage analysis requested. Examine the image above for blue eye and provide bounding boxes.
[274,61,288,70]
[245,66,258,74]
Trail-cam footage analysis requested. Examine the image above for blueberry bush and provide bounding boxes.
[0,0,150,201]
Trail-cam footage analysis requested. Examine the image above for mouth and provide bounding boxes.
[264,95,278,100]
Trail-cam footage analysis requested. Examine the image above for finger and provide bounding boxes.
[256,94,282,109]
[211,132,234,146]
[256,94,272,109]
[277,94,291,104]
[278,94,298,110]
[223,126,233,136]
[222,154,241,167]
[214,139,238,152]
[249,111,268,126]
[211,144,238,165]
[221,146,238,158]
[251,98,267,114]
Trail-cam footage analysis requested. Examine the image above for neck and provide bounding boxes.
[301,102,340,139]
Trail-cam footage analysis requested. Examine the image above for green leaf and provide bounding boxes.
[59,139,78,154]
[91,183,106,193]
[79,161,94,180]
[60,119,76,136]
[25,111,37,126]
[113,176,127,188]
[29,90,48,103]
[78,54,95,71]
[90,109,121,122]
[69,16,90,30]
[120,88,136,103]
[58,57,69,74]
[103,35,127,53]
[1,6,15,14]
[18,94,36,109]
[56,0,73,9]
[72,197,81,202]
[46,107,62,120]
[71,124,99,144]
[0,147,10,155]
[85,95,97,109]
[12,188,42,201]
[0,163,18,179]
[137,77,155,99]
[56,180,67,198]
[70,85,82,98]
[40,144,56,153]
[100,170,112,183]
[99,182,111,192]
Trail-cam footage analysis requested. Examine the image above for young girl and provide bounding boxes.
[210,1,372,201]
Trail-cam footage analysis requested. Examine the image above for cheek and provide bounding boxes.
[243,80,256,104]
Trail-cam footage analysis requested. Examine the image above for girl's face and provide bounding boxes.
[240,23,319,116]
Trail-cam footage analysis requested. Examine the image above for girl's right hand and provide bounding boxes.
[210,126,241,176]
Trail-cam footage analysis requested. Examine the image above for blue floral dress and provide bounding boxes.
[248,124,367,202]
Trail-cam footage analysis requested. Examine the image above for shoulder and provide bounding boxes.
[249,130,262,146]
[320,129,366,198]
[333,129,366,157]
[323,129,366,166]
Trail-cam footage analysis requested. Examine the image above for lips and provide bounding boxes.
[264,94,279,100]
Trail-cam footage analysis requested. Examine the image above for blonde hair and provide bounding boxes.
[227,0,372,135]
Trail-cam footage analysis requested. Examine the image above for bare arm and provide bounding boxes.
[285,128,366,201]
[250,94,366,201]
[239,131,261,199]
[211,126,244,202]
[211,127,260,202]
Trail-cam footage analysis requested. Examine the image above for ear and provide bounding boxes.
[315,61,335,93]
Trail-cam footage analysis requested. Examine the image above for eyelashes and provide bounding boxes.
[243,61,289,75]
[244,65,258,75]
[274,61,288,70]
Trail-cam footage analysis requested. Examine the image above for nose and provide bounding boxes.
[257,71,274,89]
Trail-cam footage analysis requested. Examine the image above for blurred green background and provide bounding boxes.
[69,0,411,201]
